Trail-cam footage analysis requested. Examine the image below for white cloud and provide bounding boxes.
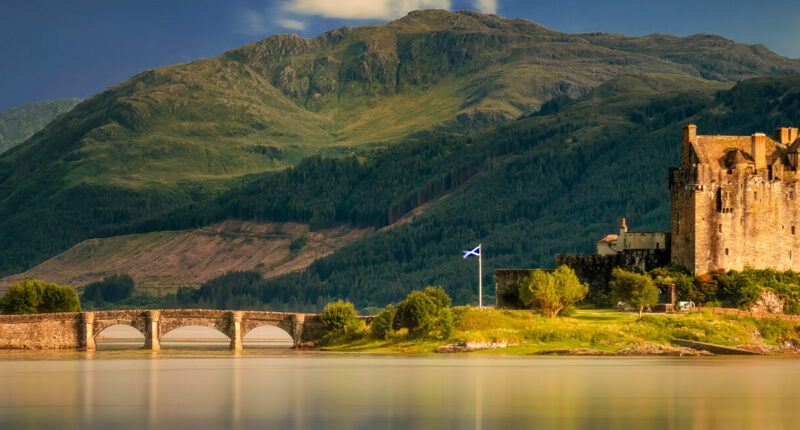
[278,18,307,30]
[238,9,270,36]
[473,0,498,14]
[283,0,451,20]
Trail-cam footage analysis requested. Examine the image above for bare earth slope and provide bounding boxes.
[0,220,370,291]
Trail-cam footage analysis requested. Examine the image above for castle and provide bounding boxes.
[670,124,800,274]
[496,124,800,308]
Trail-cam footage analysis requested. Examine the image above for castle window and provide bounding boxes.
[793,226,796,235]
[754,191,758,200]
[719,224,722,233]
[790,191,795,200]
[727,169,733,175]
[725,248,729,256]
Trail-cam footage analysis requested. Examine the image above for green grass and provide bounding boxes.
[320,308,800,354]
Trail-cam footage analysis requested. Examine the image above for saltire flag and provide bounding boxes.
[462,245,480,258]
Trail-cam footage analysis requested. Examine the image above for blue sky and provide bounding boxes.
[2,0,800,111]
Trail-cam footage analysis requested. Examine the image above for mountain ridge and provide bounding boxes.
[1,9,799,279]
[0,98,81,154]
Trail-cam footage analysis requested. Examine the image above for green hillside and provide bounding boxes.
[0,98,80,154]
[1,9,800,277]
[121,72,800,311]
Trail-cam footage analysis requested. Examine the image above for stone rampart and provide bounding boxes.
[556,250,668,306]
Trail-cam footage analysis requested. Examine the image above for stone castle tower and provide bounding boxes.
[670,124,800,274]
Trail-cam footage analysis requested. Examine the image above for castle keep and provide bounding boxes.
[670,124,800,274]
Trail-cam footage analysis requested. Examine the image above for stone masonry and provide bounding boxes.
[0,309,323,350]
[671,124,800,274]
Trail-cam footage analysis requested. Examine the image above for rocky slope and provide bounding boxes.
[0,98,80,154]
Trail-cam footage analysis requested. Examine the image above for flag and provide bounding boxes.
[462,245,480,258]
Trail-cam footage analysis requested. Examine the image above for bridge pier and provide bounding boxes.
[144,310,161,351]
[291,314,304,347]
[81,312,96,351]
[229,311,243,351]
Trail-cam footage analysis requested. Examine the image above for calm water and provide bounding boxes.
[0,352,799,430]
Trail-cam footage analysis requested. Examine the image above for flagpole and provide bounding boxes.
[478,243,482,309]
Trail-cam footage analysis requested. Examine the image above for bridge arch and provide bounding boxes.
[242,324,294,348]
[94,324,145,349]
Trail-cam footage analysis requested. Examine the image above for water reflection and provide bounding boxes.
[0,355,798,429]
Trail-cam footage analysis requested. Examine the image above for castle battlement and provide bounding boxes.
[670,124,800,274]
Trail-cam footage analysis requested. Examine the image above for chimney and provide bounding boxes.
[752,132,767,170]
[776,127,791,144]
[682,124,697,166]
[620,218,628,235]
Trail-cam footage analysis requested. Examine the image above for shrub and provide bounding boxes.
[717,271,762,309]
[320,300,357,333]
[610,268,659,315]
[0,280,81,314]
[393,287,453,339]
[423,286,451,309]
[370,305,396,340]
[518,266,588,317]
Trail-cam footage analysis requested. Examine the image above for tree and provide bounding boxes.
[81,274,135,305]
[610,268,659,315]
[518,266,588,317]
[0,280,81,314]
[393,287,453,339]
[370,305,396,340]
[319,300,357,333]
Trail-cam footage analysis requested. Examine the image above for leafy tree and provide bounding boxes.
[0,280,81,314]
[393,288,453,339]
[610,268,659,315]
[422,286,451,309]
[0,281,41,314]
[518,266,588,317]
[718,270,762,309]
[370,305,396,340]
[319,300,357,333]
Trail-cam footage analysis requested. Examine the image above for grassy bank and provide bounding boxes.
[319,307,800,354]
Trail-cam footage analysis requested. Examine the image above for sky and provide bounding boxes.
[2,0,800,111]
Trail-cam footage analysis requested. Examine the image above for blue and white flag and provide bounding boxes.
[462,245,480,258]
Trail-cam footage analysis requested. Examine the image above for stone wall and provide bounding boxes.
[495,250,669,309]
[0,312,83,349]
[556,251,669,307]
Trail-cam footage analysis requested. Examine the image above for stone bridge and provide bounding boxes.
[0,309,323,350]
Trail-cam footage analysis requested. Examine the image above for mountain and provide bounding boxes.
[9,72,800,311]
[2,9,800,281]
[0,98,80,154]
[150,71,800,311]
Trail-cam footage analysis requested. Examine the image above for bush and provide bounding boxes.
[518,266,588,317]
[393,287,453,339]
[718,271,762,309]
[370,305,396,340]
[320,300,357,333]
[610,268,659,315]
[0,280,81,314]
